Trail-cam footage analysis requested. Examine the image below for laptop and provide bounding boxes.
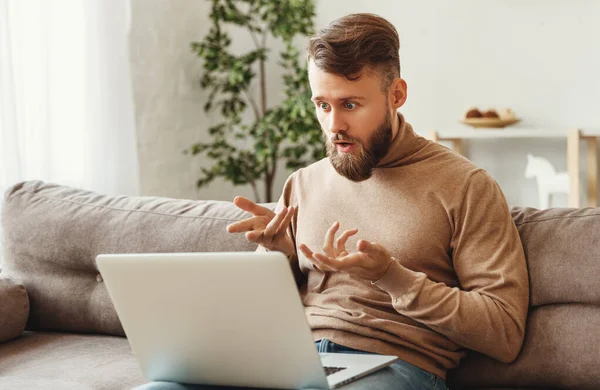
[96,252,398,389]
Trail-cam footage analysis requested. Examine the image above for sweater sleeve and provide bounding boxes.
[373,170,529,363]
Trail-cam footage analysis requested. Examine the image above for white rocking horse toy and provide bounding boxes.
[524,154,569,209]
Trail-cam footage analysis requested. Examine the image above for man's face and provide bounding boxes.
[308,61,394,182]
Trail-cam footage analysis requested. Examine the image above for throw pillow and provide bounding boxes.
[0,276,29,342]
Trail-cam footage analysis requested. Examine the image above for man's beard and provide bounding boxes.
[325,113,393,182]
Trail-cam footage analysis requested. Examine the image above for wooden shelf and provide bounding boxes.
[431,127,568,139]
[428,127,598,208]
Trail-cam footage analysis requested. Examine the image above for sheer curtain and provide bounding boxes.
[0,0,140,197]
[1,0,139,265]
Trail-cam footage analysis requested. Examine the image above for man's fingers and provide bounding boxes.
[312,253,338,272]
[298,244,318,269]
[298,243,313,258]
[357,239,384,255]
[245,230,263,243]
[263,206,288,238]
[226,216,264,233]
[233,196,276,218]
[336,251,366,267]
[274,206,295,239]
[299,244,330,272]
[335,228,358,253]
[323,221,340,252]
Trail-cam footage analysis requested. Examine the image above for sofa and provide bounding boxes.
[0,180,598,390]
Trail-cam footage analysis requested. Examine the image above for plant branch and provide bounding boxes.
[261,29,268,48]
[242,163,261,203]
[250,181,261,204]
[250,31,260,50]
[260,31,268,116]
[243,90,260,122]
[268,145,279,203]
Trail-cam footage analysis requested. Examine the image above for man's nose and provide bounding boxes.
[327,110,347,135]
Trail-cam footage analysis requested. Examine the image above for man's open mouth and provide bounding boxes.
[333,141,357,153]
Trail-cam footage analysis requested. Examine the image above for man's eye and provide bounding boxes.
[318,102,330,110]
[344,102,357,110]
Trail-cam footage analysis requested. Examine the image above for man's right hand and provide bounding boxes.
[226,196,296,257]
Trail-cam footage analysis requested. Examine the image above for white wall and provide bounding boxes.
[131,0,600,207]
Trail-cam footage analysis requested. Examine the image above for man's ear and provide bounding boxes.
[390,78,407,109]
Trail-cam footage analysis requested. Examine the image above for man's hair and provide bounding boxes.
[307,13,400,91]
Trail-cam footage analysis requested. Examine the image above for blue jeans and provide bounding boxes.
[134,339,448,390]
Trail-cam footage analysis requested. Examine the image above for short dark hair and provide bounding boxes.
[307,13,400,91]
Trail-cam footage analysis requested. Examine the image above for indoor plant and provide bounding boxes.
[187,0,324,202]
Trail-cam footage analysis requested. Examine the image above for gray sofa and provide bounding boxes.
[0,181,598,390]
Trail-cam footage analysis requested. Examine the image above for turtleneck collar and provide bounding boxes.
[376,112,420,168]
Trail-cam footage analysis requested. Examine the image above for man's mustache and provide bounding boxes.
[330,132,358,143]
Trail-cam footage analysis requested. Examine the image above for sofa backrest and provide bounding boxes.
[512,207,600,307]
[1,181,272,336]
[2,181,599,389]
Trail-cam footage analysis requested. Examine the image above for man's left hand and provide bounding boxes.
[299,232,394,282]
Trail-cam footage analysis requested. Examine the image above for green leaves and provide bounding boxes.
[188,0,323,202]
[259,0,315,40]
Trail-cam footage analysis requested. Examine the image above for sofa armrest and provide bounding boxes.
[0,276,29,342]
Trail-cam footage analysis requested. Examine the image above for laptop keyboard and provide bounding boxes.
[324,366,347,376]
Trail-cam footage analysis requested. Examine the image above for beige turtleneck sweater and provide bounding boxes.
[261,114,529,379]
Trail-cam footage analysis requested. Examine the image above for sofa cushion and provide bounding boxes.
[0,276,29,342]
[0,331,145,389]
[448,304,600,390]
[510,206,600,307]
[1,181,275,336]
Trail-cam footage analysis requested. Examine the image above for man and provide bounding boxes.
[141,13,529,390]
[227,13,529,390]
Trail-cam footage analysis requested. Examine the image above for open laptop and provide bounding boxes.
[96,252,398,389]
